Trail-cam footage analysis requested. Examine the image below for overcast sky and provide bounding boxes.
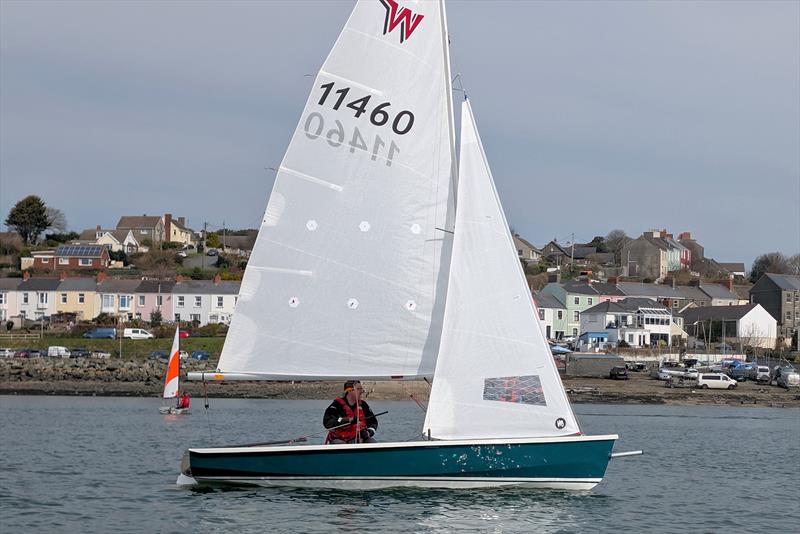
[1,0,798,267]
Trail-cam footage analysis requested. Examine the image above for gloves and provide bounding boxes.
[337,417,353,425]
[367,427,375,438]
[360,428,375,440]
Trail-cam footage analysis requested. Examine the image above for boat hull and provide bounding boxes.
[184,434,617,490]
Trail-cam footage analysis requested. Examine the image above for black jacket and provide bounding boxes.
[323,397,378,431]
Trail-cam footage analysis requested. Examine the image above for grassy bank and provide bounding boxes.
[0,336,225,360]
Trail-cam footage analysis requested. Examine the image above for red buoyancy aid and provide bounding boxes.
[327,397,367,443]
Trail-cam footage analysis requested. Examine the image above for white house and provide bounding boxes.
[680,303,777,349]
[0,278,21,322]
[15,276,60,320]
[172,277,240,325]
[77,227,141,254]
[533,293,566,340]
[580,297,676,348]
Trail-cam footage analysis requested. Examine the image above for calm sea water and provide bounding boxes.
[1,396,797,533]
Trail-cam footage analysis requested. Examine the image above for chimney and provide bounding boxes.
[678,232,691,241]
[213,273,221,285]
[176,274,184,284]
[722,277,733,291]
[59,271,68,281]
[164,213,172,236]
[96,271,107,283]
[96,225,101,231]
[178,217,186,227]
[608,276,618,285]
[23,271,30,281]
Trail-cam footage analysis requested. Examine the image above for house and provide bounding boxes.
[718,262,746,278]
[533,292,565,340]
[15,274,60,320]
[513,234,541,264]
[0,277,21,322]
[55,276,100,321]
[541,281,601,339]
[135,280,175,324]
[580,297,675,348]
[539,240,572,267]
[172,275,240,325]
[116,215,165,244]
[680,303,777,349]
[749,273,800,348]
[95,274,142,321]
[677,232,704,269]
[164,214,196,247]
[77,227,140,254]
[220,232,258,257]
[22,249,55,271]
[696,281,742,306]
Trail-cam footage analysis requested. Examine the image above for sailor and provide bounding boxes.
[323,380,378,444]
[176,392,190,410]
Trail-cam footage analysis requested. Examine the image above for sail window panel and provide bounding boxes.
[483,376,546,406]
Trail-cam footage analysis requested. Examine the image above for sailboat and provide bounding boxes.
[180,0,630,489]
[159,327,189,415]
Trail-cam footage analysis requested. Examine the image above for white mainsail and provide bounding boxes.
[423,99,580,439]
[218,0,456,379]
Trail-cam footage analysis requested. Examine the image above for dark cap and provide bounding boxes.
[343,380,361,392]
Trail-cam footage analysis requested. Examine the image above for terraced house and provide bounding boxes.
[171,276,239,325]
[749,273,800,348]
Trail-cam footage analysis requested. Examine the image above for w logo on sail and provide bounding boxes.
[379,0,424,43]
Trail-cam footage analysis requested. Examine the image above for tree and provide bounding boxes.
[206,232,221,248]
[5,195,49,244]
[133,249,177,279]
[45,207,67,232]
[750,252,790,283]
[604,229,631,265]
[149,309,163,327]
[789,254,800,275]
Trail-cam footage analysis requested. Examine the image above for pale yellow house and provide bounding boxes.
[76,227,141,253]
[56,277,100,320]
[165,214,196,247]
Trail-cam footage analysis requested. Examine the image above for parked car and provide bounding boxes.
[697,373,737,390]
[609,366,628,380]
[773,366,800,389]
[0,348,15,358]
[683,368,699,380]
[123,328,154,340]
[92,351,111,359]
[14,348,32,358]
[179,351,189,360]
[177,251,188,258]
[149,351,168,360]
[206,248,218,256]
[178,330,190,339]
[47,346,71,358]
[656,370,672,381]
[190,350,210,360]
[83,328,117,339]
[748,365,771,384]
[70,348,91,358]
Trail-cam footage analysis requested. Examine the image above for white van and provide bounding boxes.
[47,346,71,358]
[123,328,154,340]
[697,373,737,390]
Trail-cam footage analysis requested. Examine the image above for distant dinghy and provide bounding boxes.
[160,327,189,415]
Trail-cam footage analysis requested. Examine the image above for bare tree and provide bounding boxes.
[750,252,790,283]
[45,207,67,232]
[133,249,177,279]
[604,229,631,265]
[789,253,800,275]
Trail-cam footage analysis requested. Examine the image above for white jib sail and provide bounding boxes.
[218,0,456,379]
[423,99,580,439]
[163,326,181,399]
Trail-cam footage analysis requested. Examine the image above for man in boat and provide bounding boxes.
[176,392,190,410]
[323,380,378,444]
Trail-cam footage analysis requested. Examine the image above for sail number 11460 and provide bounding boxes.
[317,82,415,136]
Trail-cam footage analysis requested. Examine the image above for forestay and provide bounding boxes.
[217,0,457,379]
[423,100,580,439]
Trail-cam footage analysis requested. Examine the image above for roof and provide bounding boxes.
[541,240,569,256]
[569,354,624,361]
[17,278,62,291]
[561,281,599,295]
[173,280,241,295]
[718,262,746,273]
[732,285,751,300]
[590,282,625,296]
[513,234,541,253]
[57,278,98,291]
[583,297,666,315]
[137,280,176,293]
[223,234,257,251]
[762,273,800,291]
[117,215,162,229]
[96,279,143,293]
[676,286,710,301]
[698,283,738,300]
[0,278,21,290]
[171,219,192,232]
[533,292,566,309]
[679,303,760,323]
[570,246,596,259]
[55,245,106,258]
[617,282,684,299]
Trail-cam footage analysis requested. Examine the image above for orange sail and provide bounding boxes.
[163,326,181,398]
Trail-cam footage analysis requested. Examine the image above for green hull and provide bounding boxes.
[184,435,617,490]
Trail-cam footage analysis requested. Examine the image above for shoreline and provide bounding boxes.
[2,374,798,408]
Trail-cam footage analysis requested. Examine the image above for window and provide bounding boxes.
[177,296,184,308]
[574,297,579,305]
[673,301,679,308]
[628,334,634,343]
[216,296,224,308]
[174,313,181,322]
[102,294,114,309]
[58,258,69,265]
[78,293,85,304]
[138,295,145,307]
[572,328,578,336]
[573,311,579,321]
[190,314,201,322]
[194,296,202,307]
[39,257,47,263]
[79,258,92,266]
[0,293,5,305]
[23,293,29,304]
[38,293,48,305]
[61,293,67,304]
[557,310,563,320]
[119,295,132,310]
[587,298,593,306]
[787,293,793,303]
[141,229,149,235]
[156,295,163,306]
[787,312,792,321]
